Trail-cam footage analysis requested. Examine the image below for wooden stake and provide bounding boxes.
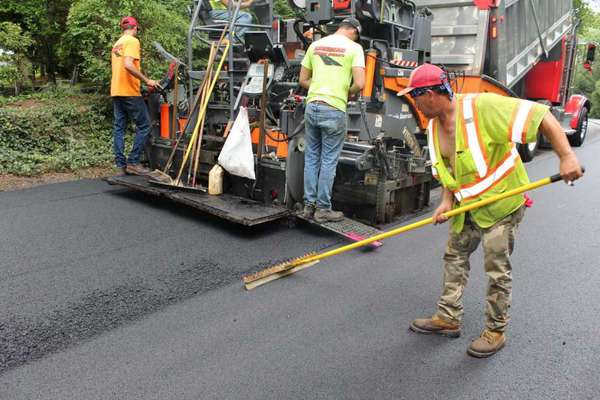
[175,39,231,185]
[191,49,216,186]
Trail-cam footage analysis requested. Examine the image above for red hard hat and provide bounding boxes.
[397,63,447,97]
[120,16,139,29]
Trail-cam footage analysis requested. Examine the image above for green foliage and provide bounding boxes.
[61,0,189,90]
[274,0,297,19]
[0,0,294,176]
[574,0,600,40]
[0,0,191,87]
[0,0,72,82]
[591,79,600,113]
[0,90,116,176]
[572,58,600,118]
[0,22,32,53]
[2,0,297,88]
[0,22,33,90]
[570,1,600,118]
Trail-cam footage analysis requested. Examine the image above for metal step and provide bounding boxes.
[297,214,383,248]
[104,175,291,226]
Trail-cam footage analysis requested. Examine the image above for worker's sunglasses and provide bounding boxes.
[409,87,431,98]
[409,83,454,99]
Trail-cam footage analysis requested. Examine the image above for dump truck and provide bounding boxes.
[414,0,592,161]
[106,0,590,239]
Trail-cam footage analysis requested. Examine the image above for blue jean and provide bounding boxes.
[112,96,151,168]
[210,10,253,40]
[303,102,347,210]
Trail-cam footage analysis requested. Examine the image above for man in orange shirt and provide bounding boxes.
[111,16,159,175]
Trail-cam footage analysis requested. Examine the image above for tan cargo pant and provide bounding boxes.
[435,206,526,332]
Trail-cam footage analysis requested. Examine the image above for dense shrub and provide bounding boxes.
[0,88,117,176]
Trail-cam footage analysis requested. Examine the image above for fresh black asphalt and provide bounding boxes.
[0,182,341,373]
[0,124,598,399]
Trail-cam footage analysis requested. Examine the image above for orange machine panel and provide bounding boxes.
[160,104,170,139]
[251,127,289,158]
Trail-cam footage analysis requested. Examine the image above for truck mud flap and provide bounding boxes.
[297,215,383,248]
[105,175,291,226]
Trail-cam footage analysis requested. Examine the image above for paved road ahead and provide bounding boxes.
[1,124,599,399]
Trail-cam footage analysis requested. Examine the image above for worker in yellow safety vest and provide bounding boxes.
[397,63,583,358]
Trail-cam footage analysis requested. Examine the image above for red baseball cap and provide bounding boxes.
[397,63,447,96]
[120,16,139,29]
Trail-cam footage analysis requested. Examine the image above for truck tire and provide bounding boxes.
[517,132,540,163]
[568,107,588,147]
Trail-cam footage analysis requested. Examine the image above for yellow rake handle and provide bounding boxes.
[175,40,230,184]
[300,172,569,265]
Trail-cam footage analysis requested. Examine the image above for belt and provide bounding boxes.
[311,100,332,106]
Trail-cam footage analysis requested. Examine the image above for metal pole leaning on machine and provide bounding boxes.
[191,44,218,186]
[172,0,244,185]
[242,169,585,290]
[174,40,231,185]
[150,42,220,186]
[187,43,218,184]
[153,1,242,182]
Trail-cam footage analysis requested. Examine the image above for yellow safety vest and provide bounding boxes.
[428,93,549,232]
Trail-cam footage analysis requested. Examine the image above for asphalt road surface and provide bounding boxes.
[1,124,599,399]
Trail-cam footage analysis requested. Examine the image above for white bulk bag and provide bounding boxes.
[217,107,256,180]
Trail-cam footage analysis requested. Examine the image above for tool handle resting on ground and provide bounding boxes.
[243,169,584,290]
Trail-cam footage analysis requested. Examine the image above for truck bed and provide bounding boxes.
[414,0,573,89]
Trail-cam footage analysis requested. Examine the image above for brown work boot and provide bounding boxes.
[314,208,344,223]
[302,204,316,219]
[467,329,506,358]
[409,315,461,338]
[126,164,151,176]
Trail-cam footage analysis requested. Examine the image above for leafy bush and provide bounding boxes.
[0,89,117,176]
[572,59,600,118]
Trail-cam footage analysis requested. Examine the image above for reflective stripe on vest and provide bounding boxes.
[453,146,519,202]
[427,119,438,178]
[462,95,488,178]
[510,100,535,144]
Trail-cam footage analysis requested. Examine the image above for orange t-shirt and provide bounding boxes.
[111,34,142,97]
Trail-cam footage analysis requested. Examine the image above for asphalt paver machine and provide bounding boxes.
[107,0,438,238]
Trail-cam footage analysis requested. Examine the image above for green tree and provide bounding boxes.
[591,79,600,111]
[571,0,600,117]
[0,22,33,95]
[275,0,297,18]
[0,0,72,84]
[574,0,593,33]
[61,0,189,89]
